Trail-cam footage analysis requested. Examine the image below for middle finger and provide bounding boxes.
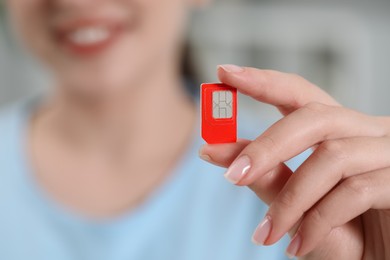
[253,136,390,245]
[224,103,386,186]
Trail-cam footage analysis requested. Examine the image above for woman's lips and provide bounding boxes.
[55,20,125,56]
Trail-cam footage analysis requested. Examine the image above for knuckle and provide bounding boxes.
[252,135,279,159]
[303,102,328,114]
[275,189,298,211]
[343,176,371,202]
[278,73,307,109]
[305,207,330,231]
[317,140,348,161]
[299,102,331,131]
[255,135,277,150]
[251,71,272,99]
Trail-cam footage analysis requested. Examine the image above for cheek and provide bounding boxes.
[122,0,188,80]
[128,0,188,65]
[65,0,189,90]
[8,0,54,62]
[146,0,188,50]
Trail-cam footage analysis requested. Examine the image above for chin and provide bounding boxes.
[58,73,132,101]
[55,57,139,98]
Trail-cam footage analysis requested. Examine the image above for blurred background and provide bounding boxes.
[1,0,390,121]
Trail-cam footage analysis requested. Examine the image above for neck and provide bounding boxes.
[29,63,197,217]
[40,64,196,155]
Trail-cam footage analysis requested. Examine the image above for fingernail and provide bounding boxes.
[286,233,302,259]
[224,155,251,184]
[198,145,209,161]
[218,64,245,73]
[199,154,211,162]
[252,215,272,245]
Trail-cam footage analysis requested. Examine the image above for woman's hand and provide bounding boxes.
[199,64,390,259]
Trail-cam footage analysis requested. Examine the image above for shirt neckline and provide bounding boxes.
[13,96,202,231]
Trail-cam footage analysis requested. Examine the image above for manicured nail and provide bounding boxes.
[286,233,302,259]
[224,155,251,184]
[198,145,209,161]
[199,154,211,162]
[218,64,245,73]
[252,215,272,245]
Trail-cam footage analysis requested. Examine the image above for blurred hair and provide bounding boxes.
[0,2,5,21]
[181,41,199,98]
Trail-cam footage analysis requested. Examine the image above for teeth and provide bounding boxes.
[69,27,110,45]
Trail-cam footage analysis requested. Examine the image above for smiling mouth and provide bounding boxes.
[55,20,126,56]
[69,27,111,45]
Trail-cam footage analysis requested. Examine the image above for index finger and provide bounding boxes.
[217,65,339,115]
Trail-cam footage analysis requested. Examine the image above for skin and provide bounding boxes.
[6,0,200,217]
[200,66,390,259]
[7,0,390,258]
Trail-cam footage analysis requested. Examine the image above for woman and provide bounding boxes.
[2,0,390,260]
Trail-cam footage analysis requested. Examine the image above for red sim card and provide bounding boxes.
[201,83,237,144]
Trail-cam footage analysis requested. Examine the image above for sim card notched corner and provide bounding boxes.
[200,83,237,144]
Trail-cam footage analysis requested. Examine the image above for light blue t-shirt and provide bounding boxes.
[0,98,303,260]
